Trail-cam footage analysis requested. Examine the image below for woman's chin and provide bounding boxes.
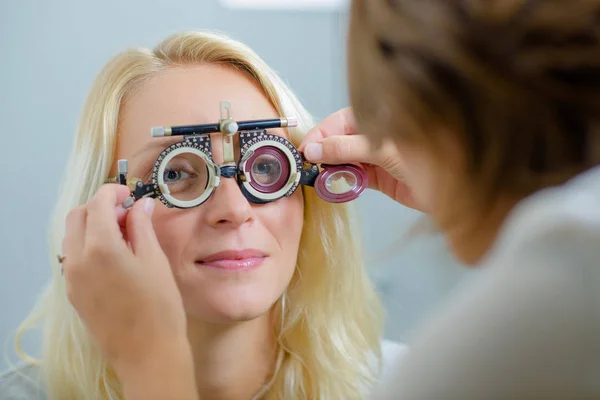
[182,290,279,324]
[186,306,272,324]
[175,260,291,324]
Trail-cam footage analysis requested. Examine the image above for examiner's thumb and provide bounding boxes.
[125,198,161,256]
[304,135,370,165]
[304,142,324,162]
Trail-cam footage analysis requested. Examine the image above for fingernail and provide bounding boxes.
[305,143,323,161]
[123,196,135,209]
[143,198,155,215]
[115,205,127,219]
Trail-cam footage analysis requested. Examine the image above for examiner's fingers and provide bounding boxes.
[125,198,163,258]
[303,134,374,165]
[61,205,87,270]
[299,107,357,152]
[85,184,133,248]
[303,134,402,170]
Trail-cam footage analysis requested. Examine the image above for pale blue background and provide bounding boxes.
[0,0,468,368]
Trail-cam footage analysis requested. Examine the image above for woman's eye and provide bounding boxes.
[255,163,272,174]
[251,155,282,186]
[164,169,191,183]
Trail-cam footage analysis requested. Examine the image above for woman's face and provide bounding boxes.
[113,64,304,323]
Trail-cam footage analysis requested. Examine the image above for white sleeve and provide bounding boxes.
[372,216,600,399]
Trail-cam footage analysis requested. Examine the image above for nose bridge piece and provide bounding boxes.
[219,101,238,168]
[217,100,243,184]
[220,164,238,179]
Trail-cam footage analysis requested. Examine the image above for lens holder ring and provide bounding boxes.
[239,130,302,201]
[245,147,289,191]
[152,135,220,209]
[313,164,368,203]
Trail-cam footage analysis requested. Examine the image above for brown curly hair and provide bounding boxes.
[347,0,600,212]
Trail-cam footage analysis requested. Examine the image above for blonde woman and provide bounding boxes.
[0,31,406,399]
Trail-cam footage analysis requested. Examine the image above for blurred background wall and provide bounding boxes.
[0,0,469,369]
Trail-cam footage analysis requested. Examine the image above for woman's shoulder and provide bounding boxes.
[362,339,408,398]
[0,363,46,400]
[380,339,408,370]
[375,339,409,387]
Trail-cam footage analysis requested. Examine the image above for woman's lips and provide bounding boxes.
[196,249,267,271]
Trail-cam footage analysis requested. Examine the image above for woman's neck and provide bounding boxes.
[186,312,277,400]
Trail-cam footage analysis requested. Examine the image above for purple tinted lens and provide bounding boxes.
[244,146,290,193]
[314,164,367,203]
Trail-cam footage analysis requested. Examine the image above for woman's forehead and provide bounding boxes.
[117,65,288,157]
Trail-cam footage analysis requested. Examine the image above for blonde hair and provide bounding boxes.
[13,30,384,399]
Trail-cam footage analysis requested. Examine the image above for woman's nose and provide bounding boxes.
[203,176,253,228]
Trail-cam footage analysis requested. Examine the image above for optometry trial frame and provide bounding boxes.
[108,101,368,209]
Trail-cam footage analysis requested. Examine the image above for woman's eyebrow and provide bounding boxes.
[130,125,291,161]
[131,137,182,160]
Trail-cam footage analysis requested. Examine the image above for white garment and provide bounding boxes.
[373,166,600,399]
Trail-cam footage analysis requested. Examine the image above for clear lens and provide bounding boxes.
[325,170,357,194]
[243,145,291,194]
[314,164,368,203]
[161,152,209,202]
[251,154,283,187]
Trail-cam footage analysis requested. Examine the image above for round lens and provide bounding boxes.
[251,154,283,187]
[314,164,368,203]
[161,152,209,202]
[243,146,291,194]
[324,170,357,194]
